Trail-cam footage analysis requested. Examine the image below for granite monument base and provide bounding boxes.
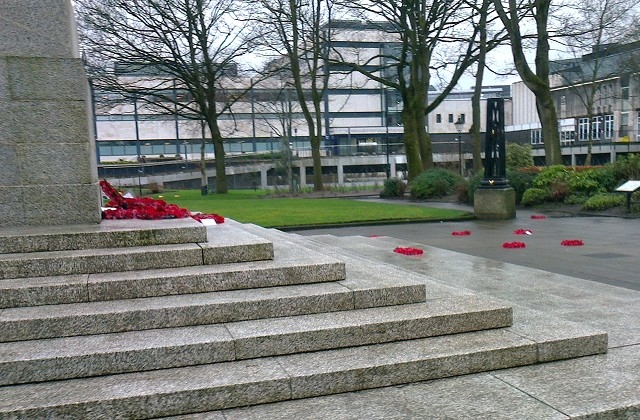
[474,187,516,220]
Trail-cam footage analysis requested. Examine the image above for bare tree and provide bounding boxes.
[254,0,332,191]
[553,0,640,164]
[493,0,563,165]
[330,0,498,181]
[76,0,262,194]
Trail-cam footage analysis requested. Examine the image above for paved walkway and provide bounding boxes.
[295,200,640,291]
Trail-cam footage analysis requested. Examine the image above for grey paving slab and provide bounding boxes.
[493,344,640,418]
[218,373,569,420]
[201,223,274,264]
[275,328,538,399]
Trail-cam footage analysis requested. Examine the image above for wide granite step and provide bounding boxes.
[0,219,208,253]
[0,224,274,280]
[0,271,428,343]
[0,296,512,385]
[0,243,346,309]
[0,325,590,418]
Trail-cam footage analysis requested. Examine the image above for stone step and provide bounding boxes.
[0,219,207,253]
[0,244,345,309]
[0,273,427,343]
[233,223,467,301]
[0,324,601,418]
[0,225,274,280]
[0,296,512,385]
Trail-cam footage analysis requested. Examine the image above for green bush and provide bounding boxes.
[379,178,406,198]
[612,153,640,183]
[454,179,470,204]
[564,194,589,205]
[567,167,616,196]
[410,168,462,199]
[506,170,536,204]
[533,165,570,188]
[506,143,534,170]
[521,187,551,206]
[466,170,484,204]
[582,193,625,211]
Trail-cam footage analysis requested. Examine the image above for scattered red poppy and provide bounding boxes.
[561,239,584,246]
[100,179,224,224]
[368,235,382,238]
[531,215,546,219]
[393,247,424,256]
[502,241,526,249]
[451,230,471,236]
[513,229,533,235]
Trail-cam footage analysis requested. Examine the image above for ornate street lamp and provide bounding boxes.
[454,116,464,176]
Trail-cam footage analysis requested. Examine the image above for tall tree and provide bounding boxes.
[331,0,499,180]
[553,0,640,164]
[254,0,332,191]
[76,0,262,194]
[493,0,563,165]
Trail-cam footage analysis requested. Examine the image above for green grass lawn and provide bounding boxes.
[154,190,472,228]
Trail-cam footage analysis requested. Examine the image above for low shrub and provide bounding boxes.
[454,179,470,204]
[379,178,406,198]
[533,165,570,189]
[507,170,536,204]
[410,169,462,199]
[549,181,571,202]
[505,143,534,170]
[564,194,589,205]
[582,193,625,211]
[521,187,551,206]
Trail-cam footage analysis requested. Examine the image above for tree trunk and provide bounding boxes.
[535,91,563,165]
[416,111,433,169]
[207,115,227,194]
[402,108,424,181]
[200,141,208,195]
[310,133,323,191]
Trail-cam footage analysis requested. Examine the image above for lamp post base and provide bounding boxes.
[474,187,516,220]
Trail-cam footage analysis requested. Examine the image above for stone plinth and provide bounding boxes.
[474,187,516,220]
[0,0,101,227]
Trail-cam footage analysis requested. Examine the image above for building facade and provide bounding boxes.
[93,20,510,167]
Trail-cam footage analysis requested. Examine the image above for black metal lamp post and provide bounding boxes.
[454,116,464,176]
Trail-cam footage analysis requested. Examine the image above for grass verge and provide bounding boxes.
[153,190,473,228]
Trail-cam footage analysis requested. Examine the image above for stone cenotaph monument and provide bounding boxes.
[0,0,102,227]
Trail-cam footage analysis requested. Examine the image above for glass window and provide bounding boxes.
[436,114,442,123]
[448,114,454,123]
[530,129,543,145]
[592,116,602,140]
[604,114,614,139]
[578,118,590,141]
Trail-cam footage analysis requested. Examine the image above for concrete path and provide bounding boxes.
[200,205,640,419]
[296,200,640,292]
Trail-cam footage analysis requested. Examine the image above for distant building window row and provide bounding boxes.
[435,113,465,124]
[577,114,614,141]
